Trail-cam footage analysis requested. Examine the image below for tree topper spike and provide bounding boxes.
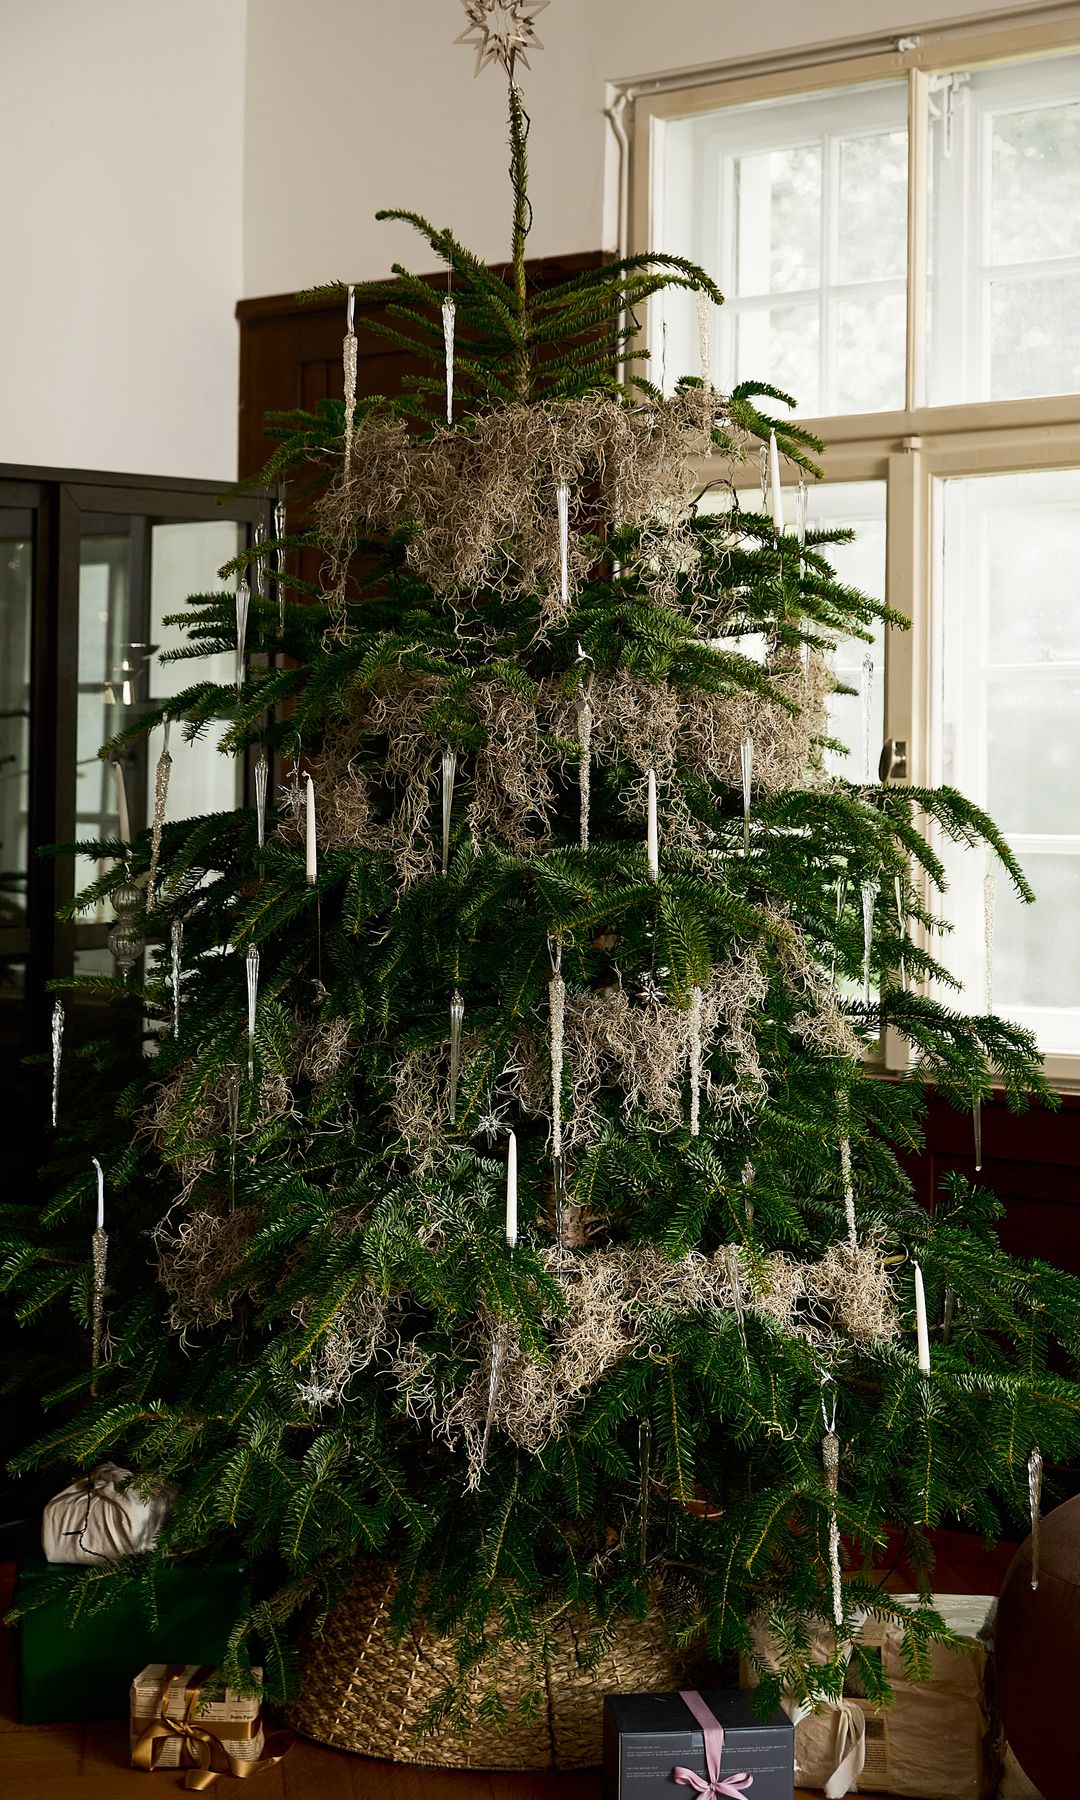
[455,0,549,79]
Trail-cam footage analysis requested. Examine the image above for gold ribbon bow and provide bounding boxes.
[132,1667,294,1789]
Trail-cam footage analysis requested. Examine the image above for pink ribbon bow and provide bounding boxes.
[672,1690,754,1799]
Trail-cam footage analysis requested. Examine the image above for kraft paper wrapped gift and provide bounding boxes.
[603,1689,795,1800]
[748,1596,999,1800]
[130,1664,266,1777]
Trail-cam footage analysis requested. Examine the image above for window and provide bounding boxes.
[629,16,1080,1078]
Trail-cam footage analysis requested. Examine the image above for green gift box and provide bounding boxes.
[12,1552,249,1724]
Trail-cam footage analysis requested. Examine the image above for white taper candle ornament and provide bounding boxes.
[768,431,784,535]
[557,480,570,611]
[93,1156,105,1231]
[304,773,317,885]
[112,761,131,847]
[505,1130,518,1249]
[646,769,659,884]
[913,1262,932,1376]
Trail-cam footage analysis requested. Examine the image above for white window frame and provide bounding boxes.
[616,5,1080,1088]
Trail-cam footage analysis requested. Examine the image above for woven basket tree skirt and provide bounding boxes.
[288,1560,703,1770]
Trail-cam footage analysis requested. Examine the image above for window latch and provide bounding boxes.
[878,739,908,783]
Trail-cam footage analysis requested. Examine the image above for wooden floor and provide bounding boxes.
[0,1557,830,1798]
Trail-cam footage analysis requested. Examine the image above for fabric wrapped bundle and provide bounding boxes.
[42,1462,174,1564]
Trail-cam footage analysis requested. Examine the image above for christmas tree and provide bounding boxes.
[9,1,1080,1734]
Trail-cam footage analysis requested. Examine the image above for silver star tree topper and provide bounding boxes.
[456,0,549,79]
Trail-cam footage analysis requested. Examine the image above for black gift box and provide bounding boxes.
[603,1690,794,1800]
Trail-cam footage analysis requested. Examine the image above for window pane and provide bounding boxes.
[835,291,906,412]
[653,80,907,415]
[929,51,1080,405]
[989,272,1080,401]
[986,678,1079,834]
[996,855,1080,1019]
[149,520,242,828]
[811,484,887,779]
[737,303,820,414]
[937,468,1080,1053]
[735,144,821,294]
[991,100,1080,265]
[986,497,1080,664]
[837,130,907,283]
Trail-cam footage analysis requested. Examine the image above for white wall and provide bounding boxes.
[0,0,246,481]
[242,0,1053,297]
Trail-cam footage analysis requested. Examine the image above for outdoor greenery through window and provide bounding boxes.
[640,26,1080,1069]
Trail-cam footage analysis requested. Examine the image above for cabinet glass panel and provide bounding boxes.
[0,509,32,925]
[76,515,245,917]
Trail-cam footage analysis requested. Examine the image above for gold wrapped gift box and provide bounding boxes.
[129,1664,292,1789]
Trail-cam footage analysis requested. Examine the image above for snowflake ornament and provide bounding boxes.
[456,0,549,79]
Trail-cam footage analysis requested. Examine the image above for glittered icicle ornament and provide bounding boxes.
[245,945,260,1082]
[577,680,593,852]
[170,918,183,1039]
[235,579,250,694]
[274,490,287,633]
[862,652,875,783]
[840,1130,857,1246]
[688,984,704,1137]
[740,734,754,854]
[146,717,172,907]
[441,749,457,875]
[556,480,570,611]
[50,997,64,1128]
[862,881,878,1007]
[448,989,465,1121]
[343,284,358,463]
[549,953,566,1163]
[1028,1448,1044,1590]
[821,1388,844,1628]
[697,289,711,384]
[254,754,269,849]
[90,1158,108,1392]
[442,293,456,426]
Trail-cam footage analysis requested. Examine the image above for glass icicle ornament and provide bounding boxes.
[984,862,996,1013]
[251,520,266,601]
[556,480,570,611]
[821,1384,844,1627]
[740,734,754,854]
[343,284,358,463]
[245,944,260,1082]
[441,749,457,875]
[108,881,143,981]
[442,291,456,425]
[146,716,172,907]
[448,989,465,1121]
[50,997,64,1128]
[235,578,250,694]
[480,1324,508,1474]
[688,984,704,1137]
[973,1097,983,1173]
[861,881,878,1008]
[90,1158,108,1394]
[1028,1448,1044,1590]
[862,652,875,784]
[254,753,269,849]
[170,918,183,1039]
